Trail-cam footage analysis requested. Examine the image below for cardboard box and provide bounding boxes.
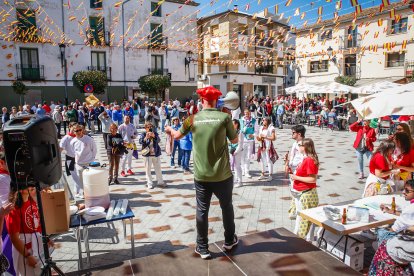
[41,189,70,235]
[319,230,364,271]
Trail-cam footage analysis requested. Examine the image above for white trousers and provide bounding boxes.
[121,148,133,171]
[133,115,140,128]
[260,149,273,175]
[73,163,87,194]
[144,156,164,185]
[241,140,254,174]
[232,152,243,184]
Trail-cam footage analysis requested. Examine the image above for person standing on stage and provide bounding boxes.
[240,109,258,179]
[118,116,137,177]
[70,124,97,198]
[166,86,239,260]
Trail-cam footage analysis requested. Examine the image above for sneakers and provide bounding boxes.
[113,179,120,184]
[147,183,154,189]
[158,182,167,188]
[75,194,84,199]
[223,235,239,251]
[245,173,252,179]
[127,169,134,175]
[121,171,126,177]
[358,173,365,179]
[234,182,243,188]
[108,177,113,185]
[194,246,211,259]
[258,174,266,180]
[267,176,272,182]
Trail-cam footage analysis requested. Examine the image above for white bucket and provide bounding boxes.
[83,165,110,209]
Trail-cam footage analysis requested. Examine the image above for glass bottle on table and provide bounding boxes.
[391,197,396,214]
[342,208,347,225]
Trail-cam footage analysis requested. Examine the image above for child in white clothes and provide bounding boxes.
[230,119,244,187]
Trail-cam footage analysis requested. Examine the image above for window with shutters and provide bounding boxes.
[150,23,163,47]
[151,55,164,74]
[309,60,329,73]
[19,48,43,80]
[151,2,161,17]
[16,9,38,42]
[90,0,103,9]
[390,17,408,34]
[88,16,105,45]
[386,52,405,68]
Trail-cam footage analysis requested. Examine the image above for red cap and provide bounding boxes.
[196,86,222,101]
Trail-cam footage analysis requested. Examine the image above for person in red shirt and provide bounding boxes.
[393,132,414,184]
[6,187,51,275]
[41,101,51,115]
[289,138,319,239]
[350,119,377,179]
[363,140,396,197]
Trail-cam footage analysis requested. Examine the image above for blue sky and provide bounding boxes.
[197,0,400,28]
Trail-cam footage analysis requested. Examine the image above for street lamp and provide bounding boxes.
[122,0,131,100]
[327,46,337,64]
[184,50,195,81]
[59,43,68,105]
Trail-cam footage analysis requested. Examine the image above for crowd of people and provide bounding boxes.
[0,90,413,273]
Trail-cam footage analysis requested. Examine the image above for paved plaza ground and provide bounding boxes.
[52,125,373,273]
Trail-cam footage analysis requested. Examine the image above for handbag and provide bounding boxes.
[141,147,150,156]
[257,141,265,162]
[268,141,279,164]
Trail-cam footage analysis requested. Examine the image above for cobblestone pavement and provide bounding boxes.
[52,125,370,273]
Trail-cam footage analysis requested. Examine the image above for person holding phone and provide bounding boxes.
[139,121,165,189]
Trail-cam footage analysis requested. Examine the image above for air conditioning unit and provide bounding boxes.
[199,74,207,81]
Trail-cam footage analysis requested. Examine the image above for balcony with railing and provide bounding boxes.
[148,68,169,75]
[87,66,112,80]
[148,36,168,49]
[255,38,273,48]
[255,65,274,74]
[86,30,110,46]
[338,36,360,50]
[16,64,45,81]
[343,63,361,79]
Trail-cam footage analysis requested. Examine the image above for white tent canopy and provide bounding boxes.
[320,82,356,94]
[351,82,414,119]
[285,83,319,94]
[353,81,403,94]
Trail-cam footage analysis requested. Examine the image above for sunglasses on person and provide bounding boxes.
[74,129,82,133]
[404,188,414,194]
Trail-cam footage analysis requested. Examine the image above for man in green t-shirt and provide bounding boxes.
[166,86,239,259]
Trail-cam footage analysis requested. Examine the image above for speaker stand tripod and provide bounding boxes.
[35,182,65,276]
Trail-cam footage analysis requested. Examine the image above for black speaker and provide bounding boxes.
[3,116,62,188]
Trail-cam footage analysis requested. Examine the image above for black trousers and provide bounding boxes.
[103,133,109,149]
[195,176,235,249]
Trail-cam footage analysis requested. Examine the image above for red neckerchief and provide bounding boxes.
[410,199,414,204]
[0,169,9,175]
[68,132,76,137]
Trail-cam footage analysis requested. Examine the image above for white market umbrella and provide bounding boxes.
[354,81,403,94]
[285,83,319,94]
[351,82,414,119]
[321,82,356,94]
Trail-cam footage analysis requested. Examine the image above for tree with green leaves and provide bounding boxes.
[335,75,357,86]
[72,70,108,94]
[12,80,28,105]
[138,74,171,101]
